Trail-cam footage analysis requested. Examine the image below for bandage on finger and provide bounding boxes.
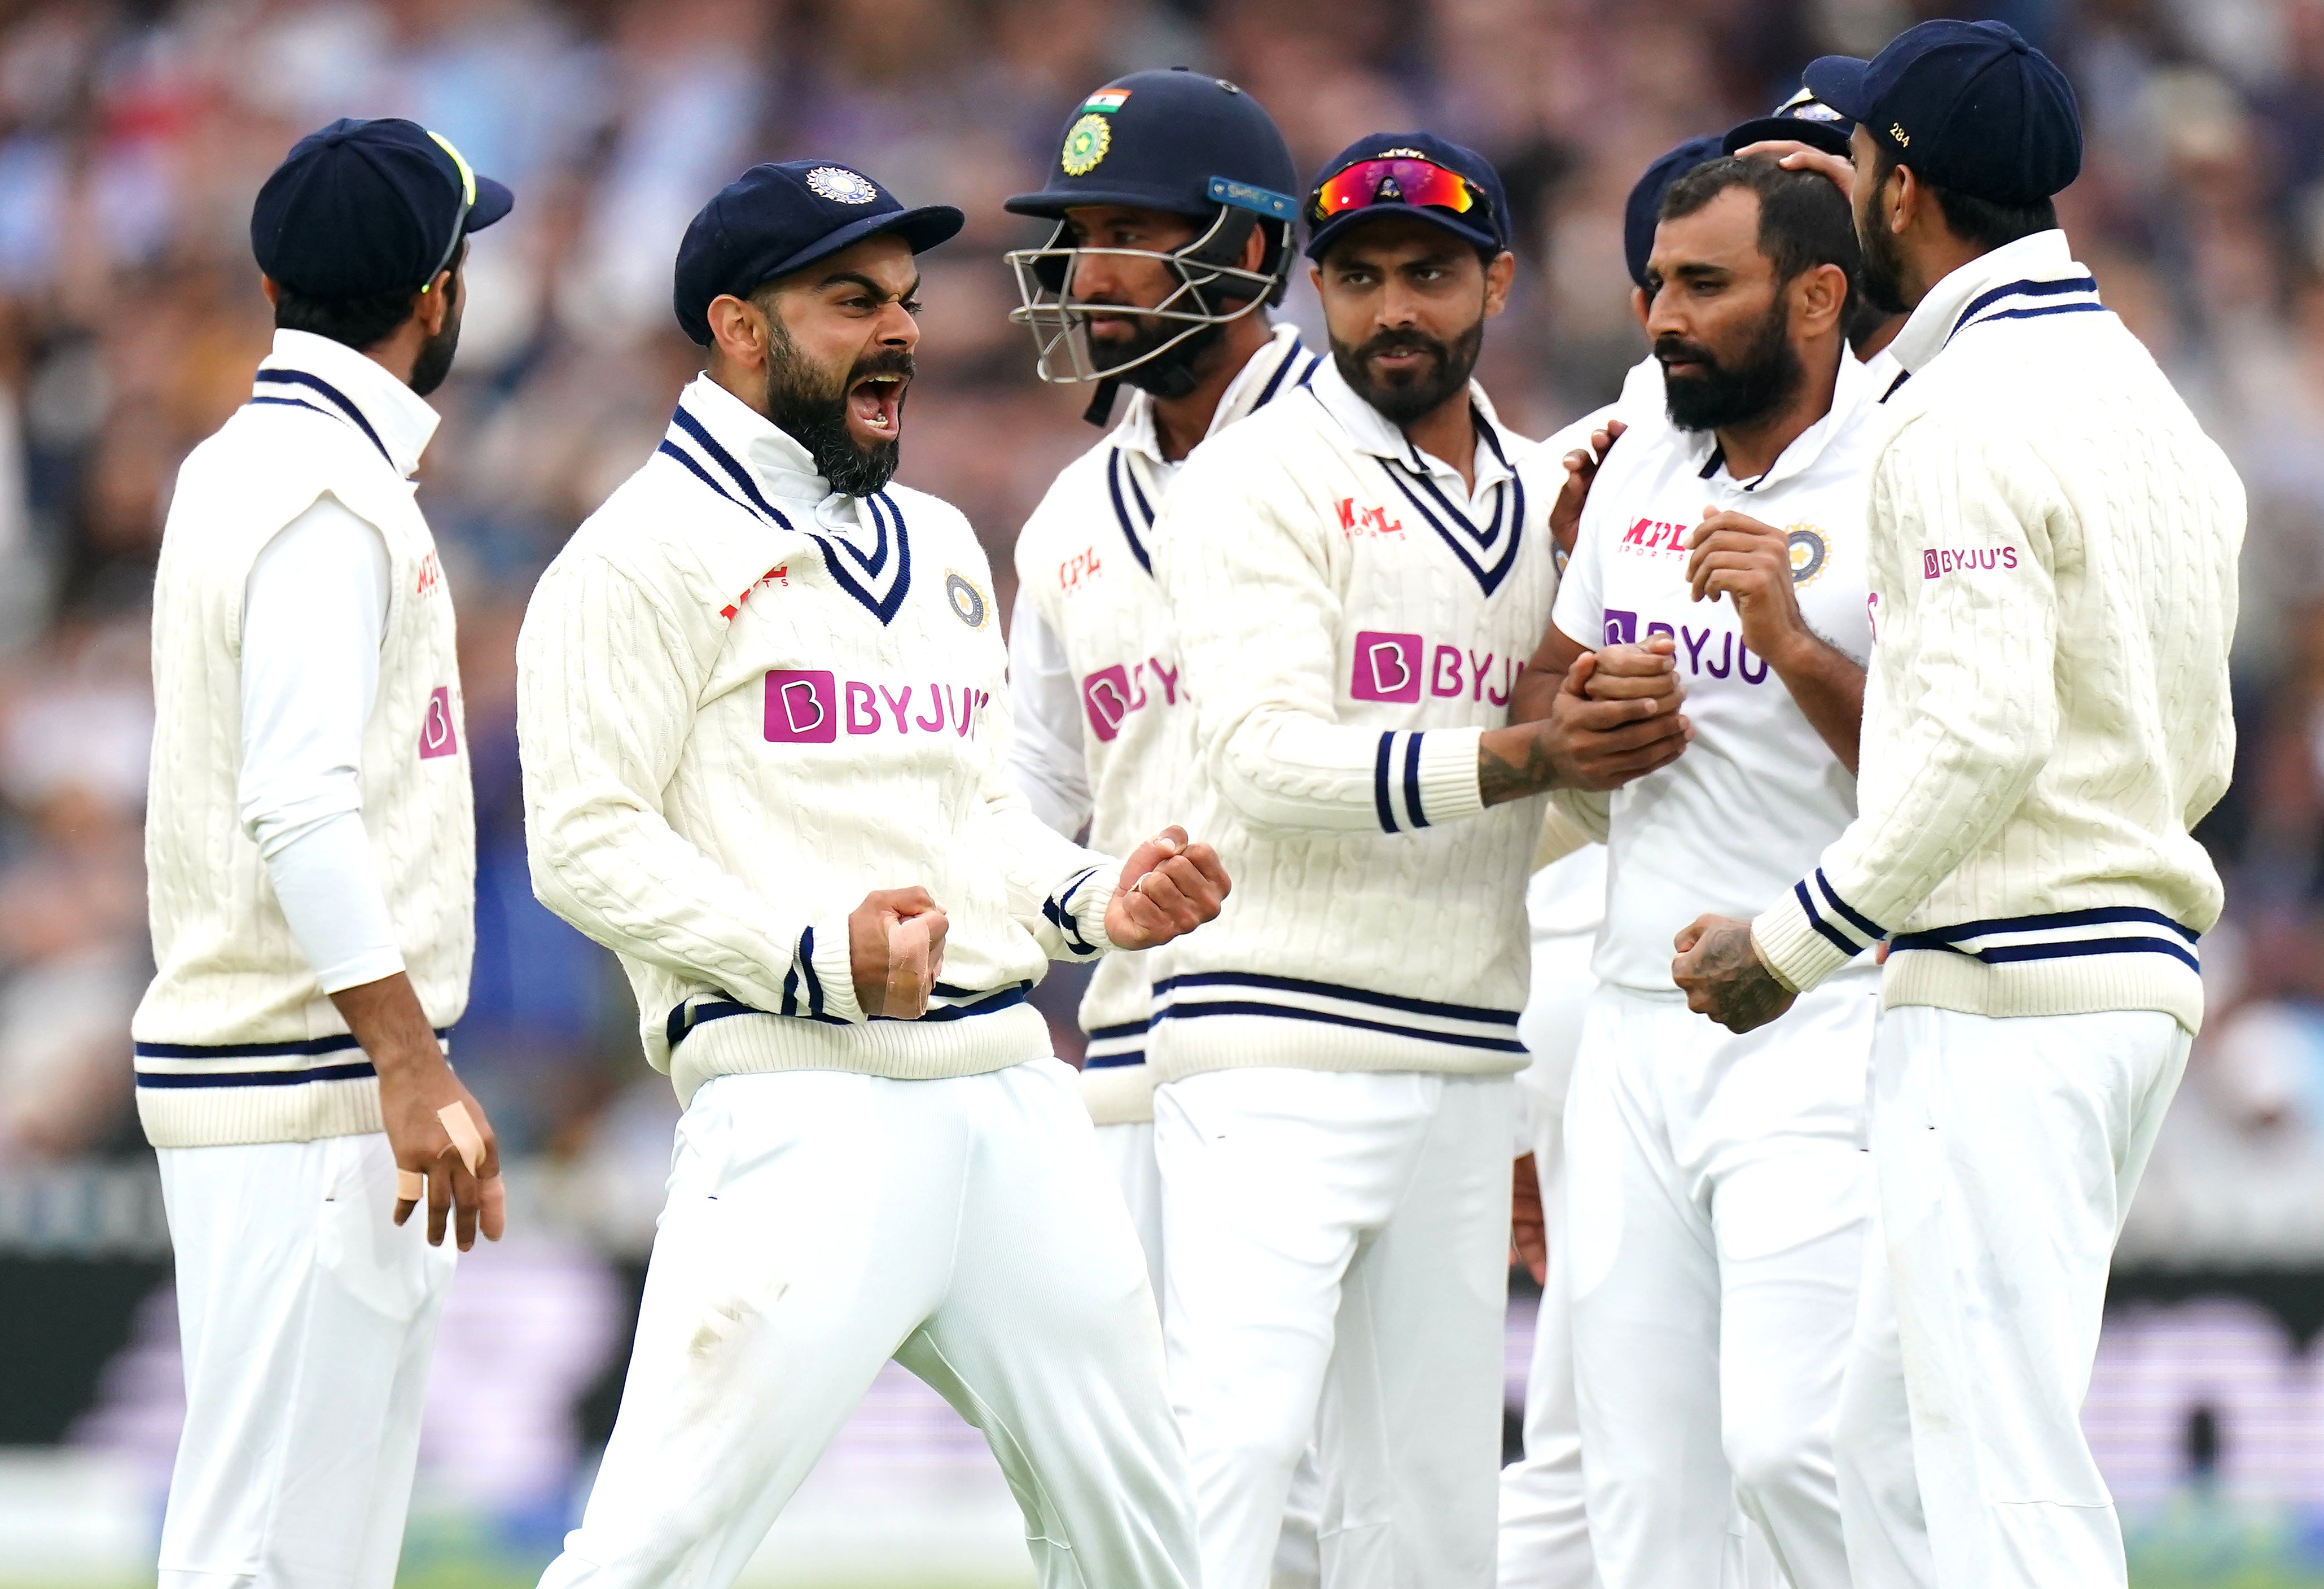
[437,1101,487,1176]
[886,914,932,1018]
[396,1168,427,1204]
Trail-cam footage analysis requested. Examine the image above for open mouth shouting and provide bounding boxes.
[848,369,908,440]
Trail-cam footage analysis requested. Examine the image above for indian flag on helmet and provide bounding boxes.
[1082,89,1132,113]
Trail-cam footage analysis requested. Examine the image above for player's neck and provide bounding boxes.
[1713,342,1842,483]
[1149,314,1275,463]
[1401,387,1480,492]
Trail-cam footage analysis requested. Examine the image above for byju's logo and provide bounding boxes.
[1350,630,1521,706]
[1351,631,1423,702]
[764,669,837,743]
[1081,656,1182,743]
[418,686,459,759]
[1923,546,2018,580]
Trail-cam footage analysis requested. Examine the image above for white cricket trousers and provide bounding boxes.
[538,1062,1200,1589]
[1155,1066,1514,1589]
[1566,979,1874,1589]
[156,1131,457,1589]
[1099,1117,1323,1589]
[1836,1005,2190,1589]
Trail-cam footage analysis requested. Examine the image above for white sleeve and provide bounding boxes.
[1004,590,1094,840]
[238,496,403,993]
[1161,451,1483,835]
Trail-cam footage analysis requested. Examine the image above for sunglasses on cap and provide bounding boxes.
[422,129,477,291]
[1307,156,1492,228]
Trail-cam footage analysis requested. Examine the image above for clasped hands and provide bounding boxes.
[848,828,1230,1018]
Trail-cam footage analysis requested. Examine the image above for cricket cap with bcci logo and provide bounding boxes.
[252,117,514,297]
[1805,18,2081,204]
[673,161,965,345]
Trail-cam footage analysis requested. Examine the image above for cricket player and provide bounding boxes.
[1673,21,2244,1588]
[1500,100,1862,1589]
[520,160,1229,1589]
[1001,71,1327,1587]
[135,117,511,1587]
[1525,153,1882,1589]
[1002,65,1314,1298]
[1150,133,1690,1589]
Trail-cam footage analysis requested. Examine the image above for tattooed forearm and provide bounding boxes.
[1479,724,1558,807]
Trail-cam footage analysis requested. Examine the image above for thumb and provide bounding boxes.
[1562,652,1598,695]
[1122,825,1189,878]
[1674,918,1705,955]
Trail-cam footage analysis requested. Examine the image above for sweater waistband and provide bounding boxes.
[666,984,1030,1051]
[1889,904,2199,973]
[133,1027,452,1089]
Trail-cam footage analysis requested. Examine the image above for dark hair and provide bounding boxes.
[1868,143,2056,251]
[271,239,464,352]
[1659,155,1861,311]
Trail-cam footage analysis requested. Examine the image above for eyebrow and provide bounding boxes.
[817,270,922,302]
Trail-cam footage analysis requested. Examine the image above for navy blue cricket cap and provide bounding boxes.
[1724,83,1857,160]
[672,161,965,347]
[1006,68,1299,227]
[1303,132,1509,261]
[1805,19,2080,204]
[1625,134,1724,288]
[252,117,513,299]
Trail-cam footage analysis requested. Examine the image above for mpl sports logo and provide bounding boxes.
[1923,546,2019,579]
[764,671,990,743]
[1082,655,1181,743]
[1335,499,1405,540]
[1350,631,1524,706]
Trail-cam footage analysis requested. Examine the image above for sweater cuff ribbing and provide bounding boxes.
[1752,881,1863,994]
[1067,864,1116,956]
[1417,728,1485,825]
[809,912,864,1023]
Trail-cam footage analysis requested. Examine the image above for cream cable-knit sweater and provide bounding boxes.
[1148,360,1555,1080]
[519,377,1121,1106]
[137,331,473,1148]
[1751,231,2243,1032]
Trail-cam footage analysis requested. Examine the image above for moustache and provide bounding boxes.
[1353,332,1449,367]
[847,349,916,387]
[1654,336,1720,374]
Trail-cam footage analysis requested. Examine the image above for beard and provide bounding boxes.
[408,275,463,397]
[1083,304,1224,396]
[764,326,909,497]
[1330,316,1484,428]
[1857,206,1912,317]
[1658,297,1804,434]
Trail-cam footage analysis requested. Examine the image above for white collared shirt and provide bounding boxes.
[1550,349,1882,991]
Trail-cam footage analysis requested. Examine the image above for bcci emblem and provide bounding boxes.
[1786,525,1828,586]
[1060,113,1112,177]
[945,570,989,629]
[806,166,878,204]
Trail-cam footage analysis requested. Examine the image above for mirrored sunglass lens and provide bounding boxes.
[1314,160,1475,220]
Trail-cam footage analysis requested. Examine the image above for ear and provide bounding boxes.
[1629,283,1650,332]
[1884,159,1918,239]
[1237,220,1269,275]
[416,268,455,336]
[260,274,281,309]
[1794,261,1848,335]
[707,292,774,374]
[1483,249,1518,318]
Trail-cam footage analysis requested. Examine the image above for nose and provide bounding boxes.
[1644,282,1687,343]
[1067,251,1120,303]
[875,298,918,352]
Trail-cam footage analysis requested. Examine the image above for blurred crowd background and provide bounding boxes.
[8,0,2324,1578]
